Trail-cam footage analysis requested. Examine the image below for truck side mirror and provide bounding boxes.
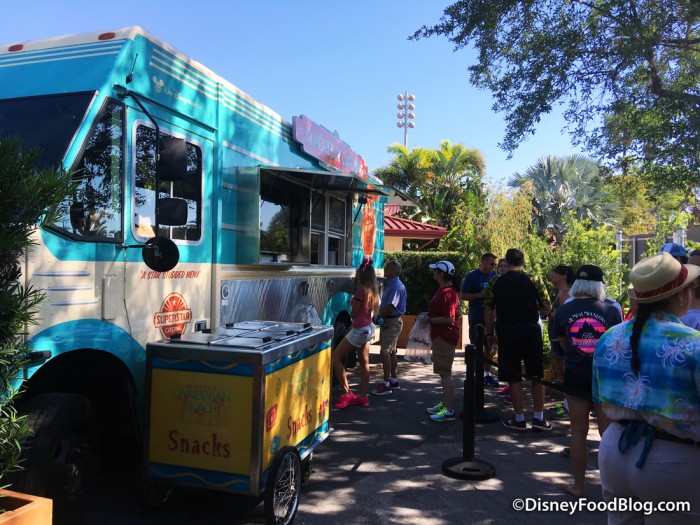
[142,236,179,272]
[158,197,188,226]
[158,137,187,182]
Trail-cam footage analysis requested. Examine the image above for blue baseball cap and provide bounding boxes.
[659,242,687,257]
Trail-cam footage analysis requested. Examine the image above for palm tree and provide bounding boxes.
[374,141,486,229]
[372,144,432,197]
[508,155,618,241]
[418,140,486,228]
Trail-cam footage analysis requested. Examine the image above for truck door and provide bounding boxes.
[125,115,213,346]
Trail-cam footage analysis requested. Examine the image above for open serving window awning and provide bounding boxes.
[256,166,390,196]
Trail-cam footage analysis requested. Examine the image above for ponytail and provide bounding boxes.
[629,302,661,375]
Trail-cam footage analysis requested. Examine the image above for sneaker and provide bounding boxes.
[503,418,527,432]
[371,383,392,396]
[389,379,401,391]
[484,375,500,387]
[430,409,455,422]
[350,394,369,407]
[495,385,510,398]
[334,391,357,409]
[532,417,552,431]
[548,403,569,420]
[426,402,445,415]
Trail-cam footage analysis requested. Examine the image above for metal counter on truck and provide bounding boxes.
[145,321,333,525]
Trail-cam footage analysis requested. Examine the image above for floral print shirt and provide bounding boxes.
[593,312,700,441]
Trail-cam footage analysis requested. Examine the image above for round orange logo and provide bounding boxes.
[153,292,192,338]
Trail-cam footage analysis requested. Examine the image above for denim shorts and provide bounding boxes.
[345,323,375,347]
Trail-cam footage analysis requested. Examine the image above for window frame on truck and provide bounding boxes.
[131,121,204,244]
[49,96,126,243]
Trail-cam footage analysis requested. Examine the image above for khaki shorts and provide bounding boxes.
[379,317,403,354]
[431,336,455,376]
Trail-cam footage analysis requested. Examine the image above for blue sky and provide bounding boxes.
[2,1,582,186]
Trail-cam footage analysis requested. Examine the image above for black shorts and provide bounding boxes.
[563,368,592,401]
[495,323,543,383]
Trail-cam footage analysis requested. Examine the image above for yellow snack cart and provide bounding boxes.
[145,321,333,525]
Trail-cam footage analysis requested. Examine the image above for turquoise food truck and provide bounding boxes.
[0,26,387,522]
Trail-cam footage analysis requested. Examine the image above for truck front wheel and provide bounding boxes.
[11,393,97,524]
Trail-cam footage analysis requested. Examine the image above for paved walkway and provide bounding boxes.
[294,345,608,525]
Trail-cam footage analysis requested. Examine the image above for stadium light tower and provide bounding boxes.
[396,92,415,147]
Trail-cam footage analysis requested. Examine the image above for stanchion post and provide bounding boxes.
[475,343,500,424]
[441,344,496,481]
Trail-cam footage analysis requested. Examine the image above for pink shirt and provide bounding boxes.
[351,286,374,328]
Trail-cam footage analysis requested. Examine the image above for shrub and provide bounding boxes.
[0,137,74,486]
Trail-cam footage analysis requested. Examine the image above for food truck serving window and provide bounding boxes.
[259,172,308,263]
[244,166,387,265]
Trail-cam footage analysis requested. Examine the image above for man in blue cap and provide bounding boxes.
[659,242,688,264]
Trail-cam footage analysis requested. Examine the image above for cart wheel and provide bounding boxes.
[264,446,302,525]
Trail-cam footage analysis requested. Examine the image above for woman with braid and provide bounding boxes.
[334,256,379,409]
[593,252,700,524]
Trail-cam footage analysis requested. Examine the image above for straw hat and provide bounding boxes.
[628,252,700,304]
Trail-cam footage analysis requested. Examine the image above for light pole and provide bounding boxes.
[396,92,415,147]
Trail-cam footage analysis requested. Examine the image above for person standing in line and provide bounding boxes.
[496,258,508,275]
[493,257,512,400]
[659,242,688,264]
[484,248,552,432]
[594,252,700,523]
[547,265,575,421]
[333,257,379,409]
[425,260,461,422]
[680,276,700,330]
[688,248,700,267]
[371,260,407,396]
[461,253,498,387]
[553,265,621,498]
[549,265,575,385]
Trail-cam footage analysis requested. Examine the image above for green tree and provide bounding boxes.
[374,140,487,230]
[0,137,74,485]
[413,1,700,190]
[372,144,432,197]
[508,155,618,241]
[549,215,624,302]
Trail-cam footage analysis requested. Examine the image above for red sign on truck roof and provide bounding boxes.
[292,115,368,178]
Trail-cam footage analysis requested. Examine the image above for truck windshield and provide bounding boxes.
[0,92,94,168]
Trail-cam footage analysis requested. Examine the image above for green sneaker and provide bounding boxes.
[548,403,569,420]
[430,409,456,422]
[426,402,445,415]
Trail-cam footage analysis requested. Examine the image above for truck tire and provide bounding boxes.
[10,393,96,524]
[264,446,301,525]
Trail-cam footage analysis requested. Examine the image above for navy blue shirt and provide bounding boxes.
[461,268,495,322]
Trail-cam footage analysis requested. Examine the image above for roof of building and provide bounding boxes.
[384,215,448,240]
